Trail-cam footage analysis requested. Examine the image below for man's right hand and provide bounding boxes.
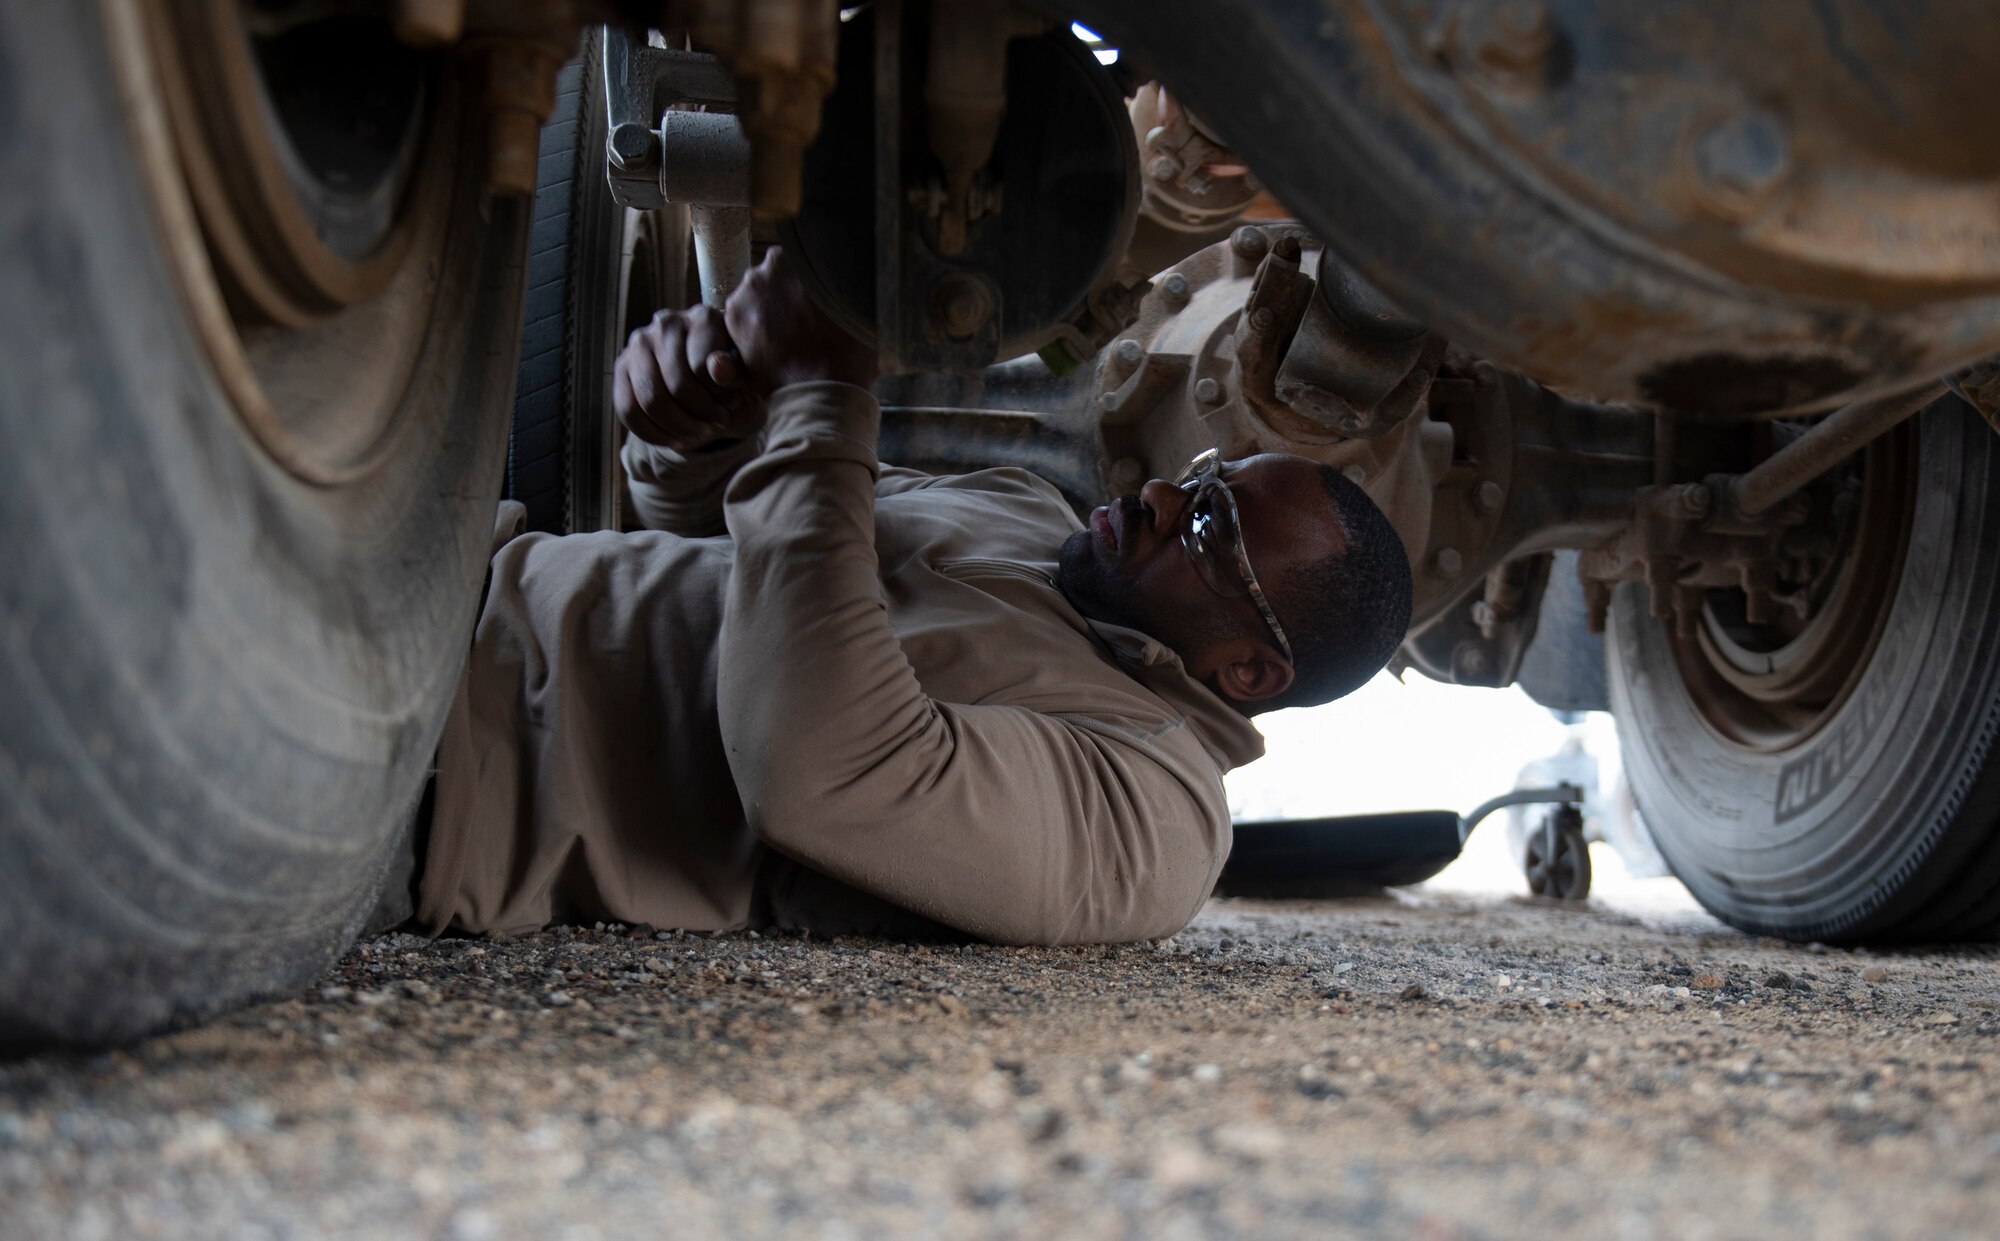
[613,302,763,453]
[724,248,877,396]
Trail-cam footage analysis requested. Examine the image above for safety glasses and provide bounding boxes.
[1173,448,1293,663]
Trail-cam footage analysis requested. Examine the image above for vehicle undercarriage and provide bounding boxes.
[5,0,2000,1044]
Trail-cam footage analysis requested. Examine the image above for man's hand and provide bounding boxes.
[614,302,762,453]
[724,248,877,396]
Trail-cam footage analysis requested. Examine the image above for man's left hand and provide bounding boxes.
[613,303,763,453]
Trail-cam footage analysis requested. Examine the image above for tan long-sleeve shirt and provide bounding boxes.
[416,382,1264,943]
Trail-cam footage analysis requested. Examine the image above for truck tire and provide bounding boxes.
[509,30,687,534]
[1608,396,2000,942]
[0,2,526,1045]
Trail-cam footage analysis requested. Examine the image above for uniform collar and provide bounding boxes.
[1082,619,1268,771]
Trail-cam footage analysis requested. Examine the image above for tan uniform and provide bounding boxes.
[415,382,1264,943]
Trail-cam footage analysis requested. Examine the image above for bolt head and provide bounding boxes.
[1247,306,1277,334]
[1231,225,1269,261]
[608,123,657,171]
[1432,546,1464,578]
[1194,377,1223,405]
[1161,272,1191,306]
[1474,480,1505,513]
[1115,338,1146,367]
[1147,153,1182,183]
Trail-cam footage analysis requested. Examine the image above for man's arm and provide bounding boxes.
[714,254,1226,943]
[619,434,760,536]
[718,384,1226,943]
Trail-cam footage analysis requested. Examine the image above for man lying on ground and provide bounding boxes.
[379,250,1411,944]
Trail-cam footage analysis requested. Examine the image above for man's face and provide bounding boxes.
[1057,453,1343,664]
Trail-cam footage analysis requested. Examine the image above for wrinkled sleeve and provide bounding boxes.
[716,381,1223,945]
[621,432,763,535]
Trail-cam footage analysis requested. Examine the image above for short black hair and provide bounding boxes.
[1255,466,1412,714]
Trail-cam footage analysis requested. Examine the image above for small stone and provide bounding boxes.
[1925,1011,1961,1026]
[1192,1063,1222,1084]
[1805,942,1832,955]
[545,990,572,1007]
[1333,961,1357,975]
[1861,966,1888,983]
[1210,1122,1285,1161]
[937,994,964,1016]
[1671,986,1693,999]
[1762,971,1793,989]
[1691,972,1724,990]
[1492,974,1513,989]
[1399,983,1426,1001]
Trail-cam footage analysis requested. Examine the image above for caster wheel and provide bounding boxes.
[1525,807,1592,900]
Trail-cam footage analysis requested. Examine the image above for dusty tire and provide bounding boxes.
[509,31,687,534]
[0,3,526,1045]
[1608,397,2000,942]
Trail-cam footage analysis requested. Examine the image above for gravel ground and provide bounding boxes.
[4,890,1998,1240]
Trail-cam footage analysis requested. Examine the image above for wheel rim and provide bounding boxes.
[110,0,459,484]
[1670,425,1916,752]
[156,1,432,323]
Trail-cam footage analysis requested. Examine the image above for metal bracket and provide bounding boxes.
[601,26,736,212]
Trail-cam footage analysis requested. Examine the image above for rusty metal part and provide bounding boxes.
[1728,381,1945,517]
[682,0,839,219]
[1063,0,2000,414]
[1120,83,1264,281]
[392,0,465,47]
[781,4,1138,373]
[920,1,1046,255]
[474,34,570,196]
[1275,248,1438,439]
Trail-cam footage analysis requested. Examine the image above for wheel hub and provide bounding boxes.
[1673,427,1914,751]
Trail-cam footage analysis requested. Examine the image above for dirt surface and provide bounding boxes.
[5,890,1998,1240]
